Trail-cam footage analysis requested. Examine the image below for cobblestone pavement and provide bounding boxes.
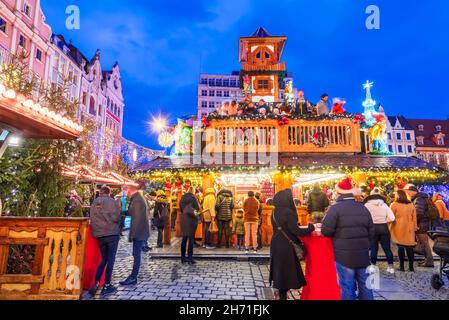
[83,235,444,301]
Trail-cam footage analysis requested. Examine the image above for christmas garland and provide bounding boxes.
[206,111,361,123]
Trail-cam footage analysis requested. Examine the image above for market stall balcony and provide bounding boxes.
[202,117,362,154]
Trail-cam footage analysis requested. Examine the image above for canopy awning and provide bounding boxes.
[62,164,138,187]
[0,84,82,140]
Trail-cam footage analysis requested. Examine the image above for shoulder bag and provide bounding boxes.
[272,211,306,261]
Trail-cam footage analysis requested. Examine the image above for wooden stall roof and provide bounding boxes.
[62,164,137,186]
[132,153,443,173]
[0,95,81,140]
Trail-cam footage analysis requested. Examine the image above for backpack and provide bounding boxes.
[426,198,440,221]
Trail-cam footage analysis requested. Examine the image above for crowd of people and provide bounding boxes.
[79,177,449,300]
[215,91,346,117]
[270,178,449,300]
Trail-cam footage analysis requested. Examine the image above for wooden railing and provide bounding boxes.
[0,217,89,300]
[204,118,362,154]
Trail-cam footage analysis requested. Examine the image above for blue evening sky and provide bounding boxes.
[41,0,449,149]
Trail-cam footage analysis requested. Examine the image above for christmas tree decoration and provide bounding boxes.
[362,80,377,127]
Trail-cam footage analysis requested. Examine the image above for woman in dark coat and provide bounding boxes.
[180,188,200,264]
[270,189,315,300]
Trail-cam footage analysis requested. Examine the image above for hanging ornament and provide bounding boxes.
[158,131,174,149]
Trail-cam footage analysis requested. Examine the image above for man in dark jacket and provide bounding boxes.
[307,184,330,215]
[215,189,234,248]
[322,178,375,300]
[180,188,200,264]
[120,183,150,286]
[406,185,434,267]
[89,186,121,296]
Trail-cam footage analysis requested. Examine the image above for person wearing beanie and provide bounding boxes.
[202,188,216,249]
[322,177,375,300]
[364,188,396,274]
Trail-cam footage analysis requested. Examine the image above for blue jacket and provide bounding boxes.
[322,194,375,269]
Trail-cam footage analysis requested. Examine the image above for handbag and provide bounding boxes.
[210,220,218,233]
[272,211,306,261]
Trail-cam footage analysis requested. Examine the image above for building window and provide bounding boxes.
[436,125,442,132]
[388,145,393,153]
[208,79,215,86]
[223,79,229,87]
[209,90,215,97]
[216,79,222,87]
[417,137,424,145]
[406,133,411,140]
[89,97,96,115]
[209,101,215,109]
[82,92,88,105]
[19,35,26,48]
[200,78,207,85]
[230,79,237,87]
[201,101,207,108]
[437,137,444,145]
[36,49,42,61]
[224,91,230,97]
[387,133,392,140]
[396,133,402,140]
[407,145,413,153]
[216,91,222,97]
[397,145,404,153]
[0,18,6,34]
[257,80,270,90]
[418,125,424,131]
[201,90,207,96]
[23,3,31,17]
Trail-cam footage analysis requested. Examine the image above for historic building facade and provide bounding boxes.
[1,0,160,169]
[407,119,449,170]
[386,115,416,156]
[0,0,53,87]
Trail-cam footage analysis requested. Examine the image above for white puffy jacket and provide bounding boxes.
[365,199,396,224]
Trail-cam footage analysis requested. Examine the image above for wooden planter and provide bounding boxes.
[0,217,89,300]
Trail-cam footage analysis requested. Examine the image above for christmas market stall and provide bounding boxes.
[0,81,88,300]
[132,28,447,248]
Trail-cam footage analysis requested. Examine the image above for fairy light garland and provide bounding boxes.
[0,81,83,133]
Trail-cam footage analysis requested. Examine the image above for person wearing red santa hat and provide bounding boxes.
[321,177,375,300]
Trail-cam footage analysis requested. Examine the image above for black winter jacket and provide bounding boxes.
[216,189,234,221]
[90,195,121,238]
[322,194,375,269]
[413,192,430,234]
[180,192,200,237]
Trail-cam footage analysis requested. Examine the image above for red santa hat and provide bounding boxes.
[335,177,355,195]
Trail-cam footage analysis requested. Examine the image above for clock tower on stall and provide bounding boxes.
[239,27,288,103]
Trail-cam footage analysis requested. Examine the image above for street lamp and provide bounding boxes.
[151,116,168,133]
